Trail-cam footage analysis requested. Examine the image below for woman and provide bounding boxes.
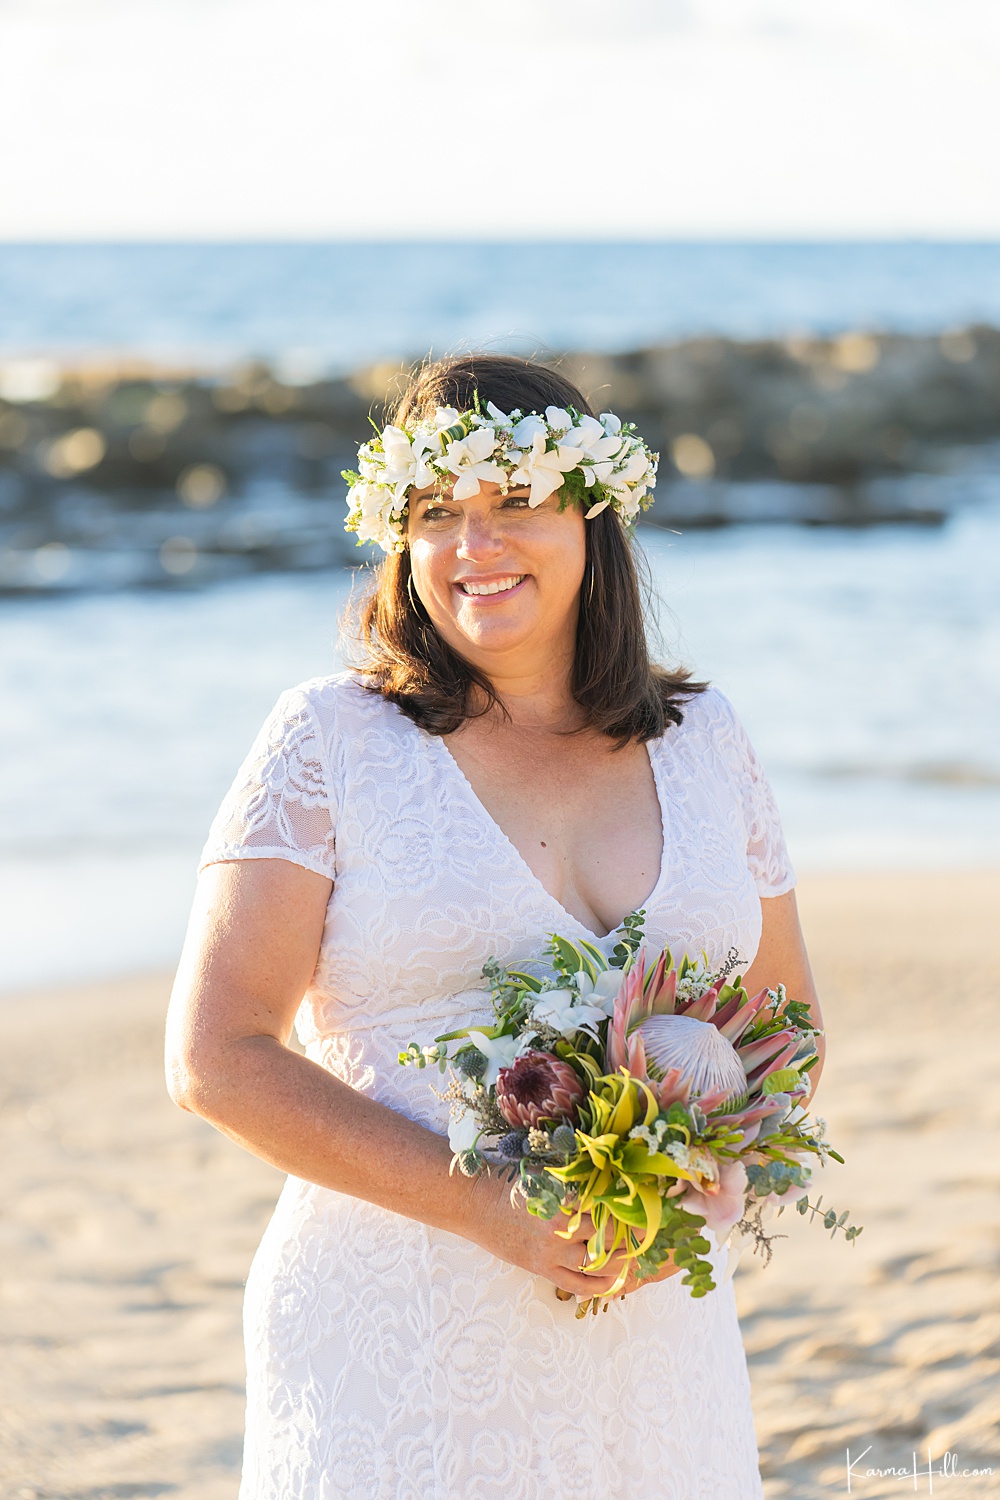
[166,354,822,1499]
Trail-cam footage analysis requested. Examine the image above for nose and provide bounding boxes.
[455,510,505,562]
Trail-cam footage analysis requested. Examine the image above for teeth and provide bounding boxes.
[460,575,524,596]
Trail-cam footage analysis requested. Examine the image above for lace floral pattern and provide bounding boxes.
[200,676,793,1499]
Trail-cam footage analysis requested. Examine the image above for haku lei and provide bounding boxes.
[342,401,658,553]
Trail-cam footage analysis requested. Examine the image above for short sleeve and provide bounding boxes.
[199,687,337,881]
[717,693,796,899]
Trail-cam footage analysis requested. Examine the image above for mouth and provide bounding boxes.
[455,574,527,599]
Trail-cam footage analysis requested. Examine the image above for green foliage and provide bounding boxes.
[610,909,646,969]
[519,1168,568,1220]
[634,1203,716,1297]
[746,1159,810,1198]
[398,1040,449,1073]
[762,1067,802,1096]
[546,932,592,981]
[795,1194,863,1242]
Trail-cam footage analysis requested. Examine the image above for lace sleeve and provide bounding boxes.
[198,687,337,881]
[718,693,796,899]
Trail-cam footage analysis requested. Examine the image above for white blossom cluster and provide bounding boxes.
[343,401,658,553]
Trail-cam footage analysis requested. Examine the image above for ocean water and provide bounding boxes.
[2,242,1000,370]
[2,504,999,992]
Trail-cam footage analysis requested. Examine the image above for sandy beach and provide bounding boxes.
[2,871,998,1500]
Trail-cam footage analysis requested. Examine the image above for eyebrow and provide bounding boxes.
[416,486,532,507]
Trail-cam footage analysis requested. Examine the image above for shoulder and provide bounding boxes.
[663,684,743,745]
[282,671,399,727]
[653,685,762,788]
[282,672,416,765]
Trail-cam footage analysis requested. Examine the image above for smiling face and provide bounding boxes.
[406,480,587,680]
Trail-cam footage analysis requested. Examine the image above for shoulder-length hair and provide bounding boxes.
[348,353,705,743]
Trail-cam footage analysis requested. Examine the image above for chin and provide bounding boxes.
[451,608,538,654]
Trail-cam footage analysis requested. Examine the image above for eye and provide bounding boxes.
[502,493,531,509]
[421,504,453,522]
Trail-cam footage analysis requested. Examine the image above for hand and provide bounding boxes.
[464,1173,630,1301]
[615,1253,680,1299]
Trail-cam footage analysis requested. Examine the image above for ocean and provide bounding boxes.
[1,241,999,991]
[3,241,1000,369]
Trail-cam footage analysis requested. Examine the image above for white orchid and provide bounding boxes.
[544,405,574,432]
[465,1030,521,1088]
[485,401,514,429]
[509,433,584,506]
[508,412,547,449]
[443,427,508,500]
[348,482,392,545]
[562,414,624,486]
[424,406,461,435]
[574,966,626,1015]
[377,424,438,498]
[447,1110,482,1155]
[531,987,609,1039]
[611,443,652,488]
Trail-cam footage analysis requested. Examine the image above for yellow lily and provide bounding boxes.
[544,1069,676,1294]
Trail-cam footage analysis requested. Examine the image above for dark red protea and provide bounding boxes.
[495,1053,585,1130]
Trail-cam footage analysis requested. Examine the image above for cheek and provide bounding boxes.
[535,522,586,594]
[408,541,448,601]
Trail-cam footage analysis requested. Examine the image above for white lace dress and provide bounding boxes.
[200,674,795,1500]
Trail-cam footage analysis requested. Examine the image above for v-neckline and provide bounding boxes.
[427,727,671,944]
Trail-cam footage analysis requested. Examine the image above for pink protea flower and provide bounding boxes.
[606,951,678,1077]
[495,1054,585,1129]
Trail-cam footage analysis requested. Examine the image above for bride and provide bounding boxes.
[166,353,823,1499]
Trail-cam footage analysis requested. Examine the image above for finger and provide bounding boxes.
[553,1212,597,1245]
[552,1267,623,1299]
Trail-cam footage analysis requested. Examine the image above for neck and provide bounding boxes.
[467,646,581,733]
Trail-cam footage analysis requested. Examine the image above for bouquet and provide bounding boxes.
[400,915,860,1315]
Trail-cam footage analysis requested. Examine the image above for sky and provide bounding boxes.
[0,0,999,240]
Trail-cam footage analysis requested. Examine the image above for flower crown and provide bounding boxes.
[342,400,658,553]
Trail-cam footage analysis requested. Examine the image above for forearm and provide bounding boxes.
[743,888,826,1098]
[170,1032,488,1240]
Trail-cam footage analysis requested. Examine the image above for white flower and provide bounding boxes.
[442,427,507,500]
[448,1110,481,1155]
[562,414,624,486]
[486,401,514,428]
[531,988,609,1038]
[509,413,547,449]
[611,444,651,487]
[629,1121,667,1152]
[348,482,392,545]
[509,433,584,506]
[545,405,573,433]
[465,1030,521,1088]
[575,967,626,1015]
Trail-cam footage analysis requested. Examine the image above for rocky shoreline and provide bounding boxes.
[1,325,998,593]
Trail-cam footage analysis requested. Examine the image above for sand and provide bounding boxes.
[1,872,999,1500]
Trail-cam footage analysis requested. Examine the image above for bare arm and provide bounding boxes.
[164,858,608,1298]
[740,887,825,1094]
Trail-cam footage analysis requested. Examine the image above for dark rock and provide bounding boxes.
[1,330,998,592]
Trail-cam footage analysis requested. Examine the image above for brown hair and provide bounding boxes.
[349,354,705,742]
